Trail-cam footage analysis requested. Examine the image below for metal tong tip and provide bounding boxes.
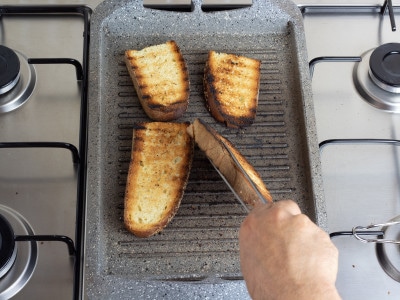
[352,219,400,244]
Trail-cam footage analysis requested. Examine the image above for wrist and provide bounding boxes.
[294,282,341,300]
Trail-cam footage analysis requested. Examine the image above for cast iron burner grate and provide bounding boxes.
[0,5,91,299]
[0,205,77,298]
[308,46,400,112]
[330,214,400,283]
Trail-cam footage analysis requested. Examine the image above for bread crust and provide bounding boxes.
[204,51,261,128]
[188,119,272,207]
[124,122,194,238]
[125,41,190,121]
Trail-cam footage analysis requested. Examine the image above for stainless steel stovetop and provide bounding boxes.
[0,1,100,299]
[1,0,400,299]
[295,0,400,298]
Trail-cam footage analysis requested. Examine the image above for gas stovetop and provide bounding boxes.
[1,0,400,299]
[0,1,99,299]
[295,0,400,298]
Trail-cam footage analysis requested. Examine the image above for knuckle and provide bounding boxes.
[267,205,288,223]
[284,199,298,208]
[293,213,311,227]
[275,199,301,215]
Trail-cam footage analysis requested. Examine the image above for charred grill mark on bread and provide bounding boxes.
[204,51,261,128]
[124,40,190,121]
[124,122,194,238]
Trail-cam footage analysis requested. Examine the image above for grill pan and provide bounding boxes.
[85,0,326,298]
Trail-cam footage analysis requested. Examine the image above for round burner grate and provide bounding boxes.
[0,45,21,95]
[0,214,17,278]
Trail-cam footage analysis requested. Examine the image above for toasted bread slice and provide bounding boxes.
[125,41,190,121]
[124,122,194,238]
[204,51,261,128]
[187,119,272,208]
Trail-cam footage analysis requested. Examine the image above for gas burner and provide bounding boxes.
[0,205,37,299]
[0,45,20,95]
[369,43,400,93]
[0,46,36,114]
[376,215,400,283]
[0,214,17,278]
[353,43,400,112]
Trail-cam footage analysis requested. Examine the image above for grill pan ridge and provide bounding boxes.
[86,0,325,298]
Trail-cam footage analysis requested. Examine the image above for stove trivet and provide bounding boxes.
[0,45,20,95]
[0,47,36,114]
[354,44,400,112]
[0,214,17,278]
[0,205,37,299]
[330,217,400,283]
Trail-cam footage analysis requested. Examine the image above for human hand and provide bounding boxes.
[239,200,341,300]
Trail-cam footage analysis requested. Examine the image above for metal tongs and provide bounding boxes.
[352,217,400,244]
[351,216,400,282]
[208,132,400,245]
[330,215,400,244]
[207,136,272,213]
[209,136,400,244]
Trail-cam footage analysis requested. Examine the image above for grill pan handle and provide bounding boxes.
[143,0,252,12]
[143,0,193,11]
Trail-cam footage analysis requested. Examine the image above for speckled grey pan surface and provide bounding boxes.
[85,0,326,298]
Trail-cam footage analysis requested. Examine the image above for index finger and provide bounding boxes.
[252,199,301,216]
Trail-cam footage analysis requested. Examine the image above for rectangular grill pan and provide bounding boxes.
[85,0,326,298]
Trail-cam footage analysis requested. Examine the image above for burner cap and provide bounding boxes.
[0,46,21,94]
[0,214,16,278]
[369,43,400,91]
